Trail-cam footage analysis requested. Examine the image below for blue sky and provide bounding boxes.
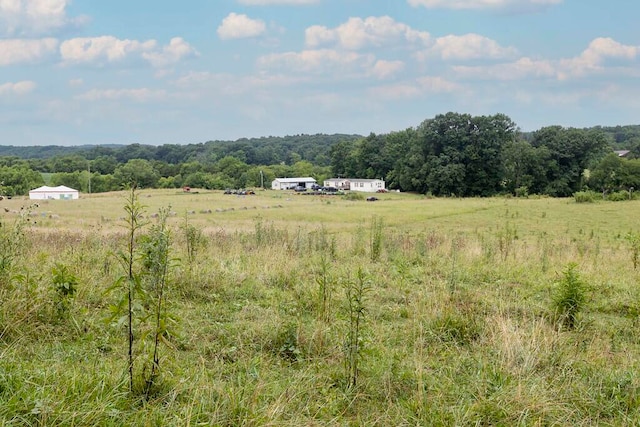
[1,0,638,146]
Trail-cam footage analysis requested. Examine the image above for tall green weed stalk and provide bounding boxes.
[182,213,206,271]
[0,206,31,282]
[108,187,146,393]
[139,206,177,398]
[344,268,370,390]
[315,252,333,323]
[370,215,384,262]
[625,232,640,270]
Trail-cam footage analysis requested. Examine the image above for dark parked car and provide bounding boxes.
[321,186,338,193]
[366,196,379,202]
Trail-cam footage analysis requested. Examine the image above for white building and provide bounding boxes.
[29,185,79,200]
[271,177,317,190]
[324,178,385,193]
[323,178,350,190]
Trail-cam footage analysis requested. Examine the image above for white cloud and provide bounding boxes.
[425,33,517,61]
[306,16,430,50]
[60,36,157,65]
[370,76,462,99]
[142,37,199,68]
[0,80,36,95]
[370,60,405,79]
[75,88,167,102]
[453,57,555,80]
[0,38,58,66]
[563,37,639,74]
[257,49,374,74]
[217,13,266,40]
[237,0,319,4]
[453,37,639,81]
[0,0,87,36]
[60,36,197,68]
[407,0,562,10]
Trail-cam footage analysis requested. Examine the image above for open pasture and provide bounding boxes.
[2,190,640,426]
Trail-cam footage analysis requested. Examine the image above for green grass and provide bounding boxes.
[2,189,640,425]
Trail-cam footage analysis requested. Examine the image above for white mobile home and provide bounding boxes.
[324,178,385,193]
[323,178,350,190]
[271,177,317,190]
[29,185,79,200]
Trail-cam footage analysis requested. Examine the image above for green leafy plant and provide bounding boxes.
[0,207,30,282]
[182,213,206,270]
[625,232,640,270]
[139,206,177,398]
[370,215,384,262]
[107,186,146,393]
[51,263,78,318]
[343,267,370,390]
[315,251,333,323]
[553,263,588,330]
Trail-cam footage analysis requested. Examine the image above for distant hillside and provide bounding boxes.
[0,134,363,166]
[520,125,640,149]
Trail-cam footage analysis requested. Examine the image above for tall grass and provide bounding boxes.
[1,191,640,424]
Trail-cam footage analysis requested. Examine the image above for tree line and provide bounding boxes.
[1,113,640,198]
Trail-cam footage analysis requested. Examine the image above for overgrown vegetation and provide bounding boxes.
[1,191,640,425]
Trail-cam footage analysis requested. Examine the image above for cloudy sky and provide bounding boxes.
[1,0,638,146]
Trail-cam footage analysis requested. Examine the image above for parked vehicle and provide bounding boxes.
[294,186,307,192]
[321,186,338,193]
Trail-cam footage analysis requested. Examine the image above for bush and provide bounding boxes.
[607,190,632,202]
[343,192,364,201]
[574,191,599,203]
[553,263,588,330]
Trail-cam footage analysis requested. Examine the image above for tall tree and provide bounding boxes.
[532,126,609,196]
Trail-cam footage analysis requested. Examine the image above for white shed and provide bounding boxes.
[29,185,79,200]
[271,177,317,190]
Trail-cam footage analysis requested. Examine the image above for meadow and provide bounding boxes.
[1,189,640,426]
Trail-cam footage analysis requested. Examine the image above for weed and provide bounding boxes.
[181,213,206,271]
[625,232,640,269]
[497,221,517,261]
[370,215,384,262]
[553,263,588,330]
[344,268,371,390]
[139,206,177,399]
[51,263,78,319]
[107,186,147,393]
[0,209,29,282]
[315,251,333,323]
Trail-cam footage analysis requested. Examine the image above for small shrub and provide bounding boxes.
[574,191,598,203]
[51,263,78,318]
[514,186,529,198]
[271,322,302,362]
[343,192,364,201]
[553,263,588,330]
[608,190,631,202]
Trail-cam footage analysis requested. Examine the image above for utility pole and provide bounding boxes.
[260,170,264,189]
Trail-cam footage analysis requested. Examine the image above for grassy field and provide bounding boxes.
[1,189,640,426]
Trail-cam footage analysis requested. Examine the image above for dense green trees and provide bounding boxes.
[0,114,634,197]
[0,165,44,196]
